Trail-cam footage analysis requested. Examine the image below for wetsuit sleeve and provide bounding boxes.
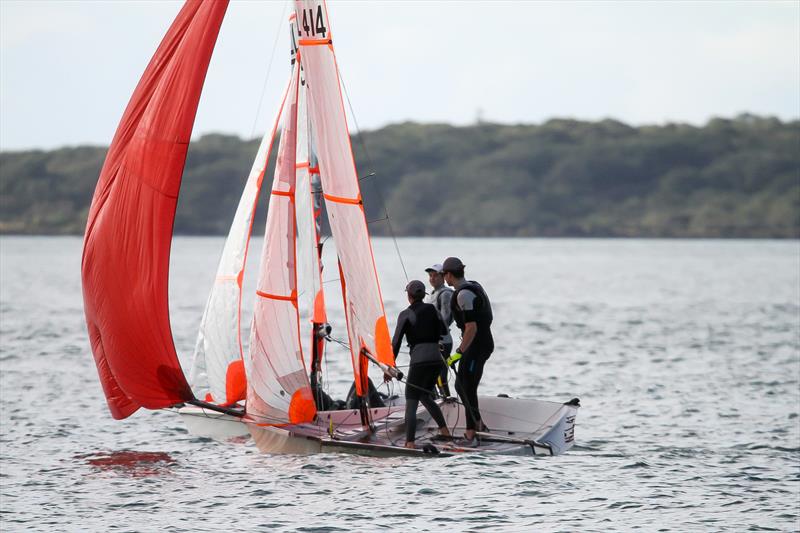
[392,310,408,358]
[457,289,478,323]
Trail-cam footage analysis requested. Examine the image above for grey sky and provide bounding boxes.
[1,0,798,151]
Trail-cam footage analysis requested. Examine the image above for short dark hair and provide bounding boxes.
[409,292,424,302]
[446,267,464,278]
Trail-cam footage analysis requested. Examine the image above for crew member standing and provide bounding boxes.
[392,280,451,449]
[441,257,494,445]
[424,263,454,397]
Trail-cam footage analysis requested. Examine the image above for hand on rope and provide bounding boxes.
[446,351,462,367]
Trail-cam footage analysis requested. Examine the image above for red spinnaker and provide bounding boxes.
[81,0,228,419]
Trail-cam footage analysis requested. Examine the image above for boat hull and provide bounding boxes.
[248,396,578,457]
[177,405,250,439]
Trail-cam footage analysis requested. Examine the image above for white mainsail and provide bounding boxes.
[295,60,327,337]
[189,77,292,406]
[294,0,395,395]
[247,64,316,425]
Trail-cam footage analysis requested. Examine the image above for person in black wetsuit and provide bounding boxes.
[441,256,494,445]
[392,280,451,449]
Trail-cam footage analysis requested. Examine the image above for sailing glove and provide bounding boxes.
[446,352,462,367]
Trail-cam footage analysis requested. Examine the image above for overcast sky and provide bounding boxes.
[1,0,798,151]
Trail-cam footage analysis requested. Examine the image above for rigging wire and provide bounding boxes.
[336,66,409,283]
[248,0,290,139]
[324,334,350,351]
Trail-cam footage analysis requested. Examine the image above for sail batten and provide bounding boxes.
[81,0,229,419]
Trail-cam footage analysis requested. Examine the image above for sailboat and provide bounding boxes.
[82,0,579,457]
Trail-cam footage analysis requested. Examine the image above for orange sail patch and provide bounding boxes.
[374,316,395,366]
[288,387,316,423]
[312,289,327,323]
[224,359,246,405]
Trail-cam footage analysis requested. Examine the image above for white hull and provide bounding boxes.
[248,396,579,457]
[177,405,250,440]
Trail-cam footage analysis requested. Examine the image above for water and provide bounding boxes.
[1,237,798,532]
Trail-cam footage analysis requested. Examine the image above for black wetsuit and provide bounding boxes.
[392,300,448,442]
[451,280,494,432]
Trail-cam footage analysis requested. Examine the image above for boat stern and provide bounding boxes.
[538,398,579,455]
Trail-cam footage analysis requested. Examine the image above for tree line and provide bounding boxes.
[1,114,797,238]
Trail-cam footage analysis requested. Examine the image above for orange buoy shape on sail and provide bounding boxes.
[225,359,246,405]
[288,387,316,424]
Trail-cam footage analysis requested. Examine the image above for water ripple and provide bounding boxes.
[1,237,799,532]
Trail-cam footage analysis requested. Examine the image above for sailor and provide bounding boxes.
[441,257,494,445]
[424,263,454,397]
[391,280,451,449]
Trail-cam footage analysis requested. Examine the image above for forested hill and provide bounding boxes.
[1,115,798,237]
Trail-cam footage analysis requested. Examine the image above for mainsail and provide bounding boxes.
[189,77,292,406]
[81,0,229,419]
[294,0,395,394]
[294,36,327,336]
[247,64,317,425]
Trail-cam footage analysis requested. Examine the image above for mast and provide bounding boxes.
[308,165,328,409]
[292,12,330,409]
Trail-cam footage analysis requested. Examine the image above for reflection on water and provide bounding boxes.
[78,451,176,477]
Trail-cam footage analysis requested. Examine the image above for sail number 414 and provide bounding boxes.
[300,6,327,38]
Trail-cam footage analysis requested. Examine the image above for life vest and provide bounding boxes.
[451,280,493,333]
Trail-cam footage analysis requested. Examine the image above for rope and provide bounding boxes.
[248,0,290,139]
[377,379,403,447]
[325,335,350,350]
[336,64,409,283]
[392,357,559,439]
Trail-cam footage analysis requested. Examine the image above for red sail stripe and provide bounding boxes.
[256,290,297,302]
[299,38,332,46]
[323,193,361,205]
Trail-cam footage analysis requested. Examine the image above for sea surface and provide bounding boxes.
[1,236,798,532]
